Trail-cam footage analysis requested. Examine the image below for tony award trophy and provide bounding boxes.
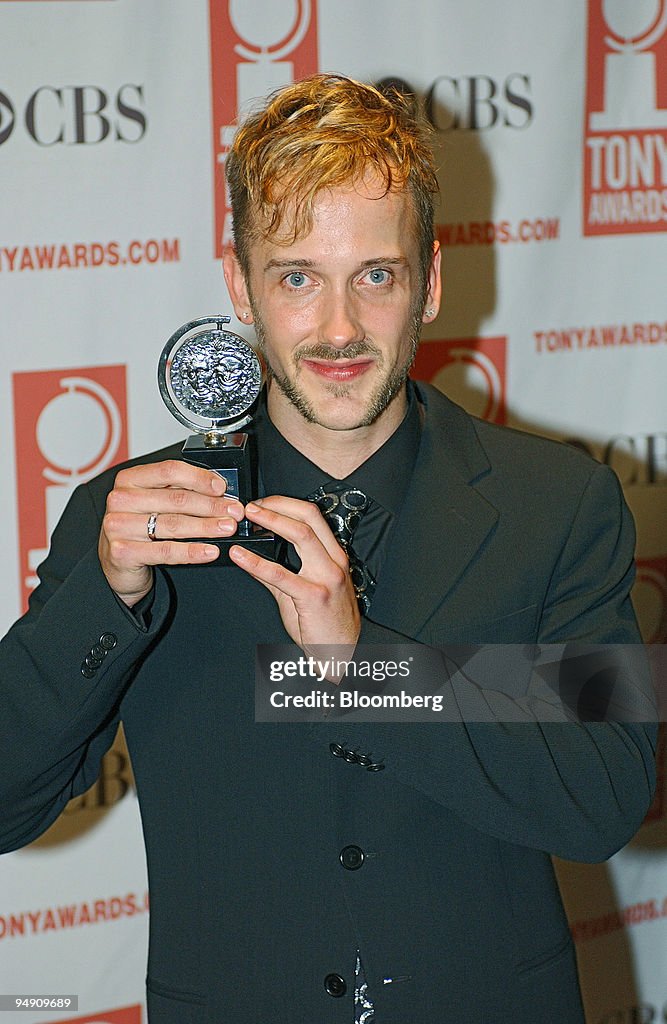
[158,314,278,564]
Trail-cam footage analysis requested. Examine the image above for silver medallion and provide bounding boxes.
[155,315,279,566]
[158,315,262,434]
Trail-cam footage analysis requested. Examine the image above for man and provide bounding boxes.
[0,75,656,1023]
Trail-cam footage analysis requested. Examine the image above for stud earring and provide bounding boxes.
[424,308,436,319]
[242,312,249,320]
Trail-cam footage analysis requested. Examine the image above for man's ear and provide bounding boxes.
[421,239,442,323]
[222,245,253,324]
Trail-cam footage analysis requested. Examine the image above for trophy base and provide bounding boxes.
[187,526,283,566]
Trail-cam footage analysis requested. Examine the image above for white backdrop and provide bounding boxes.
[0,2,665,1022]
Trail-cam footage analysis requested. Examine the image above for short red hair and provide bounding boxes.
[226,74,439,294]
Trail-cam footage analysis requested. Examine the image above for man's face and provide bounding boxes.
[224,175,440,436]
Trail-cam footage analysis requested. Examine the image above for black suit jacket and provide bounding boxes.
[0,384,656,1023]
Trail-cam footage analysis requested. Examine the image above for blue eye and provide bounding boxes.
[367,268,390,285]
[286,271,307,287]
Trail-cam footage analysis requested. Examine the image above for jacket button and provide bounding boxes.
[90,644,106,659]
[339,845,365,870]
[99,633,117,650]
[324,973,347,997]
[85,654,103,669]
[81,664,96,679]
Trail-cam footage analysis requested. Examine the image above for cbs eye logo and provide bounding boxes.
[0,91,15,145]
[0,84,145,146]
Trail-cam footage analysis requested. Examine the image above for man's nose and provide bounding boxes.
[319,288,364,349]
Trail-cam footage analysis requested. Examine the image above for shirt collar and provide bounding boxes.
[254,381,421,515]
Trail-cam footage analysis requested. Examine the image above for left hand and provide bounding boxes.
[229,495,361,652]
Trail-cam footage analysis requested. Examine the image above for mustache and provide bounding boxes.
[294,341,381,362]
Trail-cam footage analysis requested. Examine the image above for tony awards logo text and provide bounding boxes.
[584,0,667,234]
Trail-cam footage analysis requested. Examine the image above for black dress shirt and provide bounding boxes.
[254,381,422,581]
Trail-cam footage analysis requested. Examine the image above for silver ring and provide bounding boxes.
[147,512,158,542]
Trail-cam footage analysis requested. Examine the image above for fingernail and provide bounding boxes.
[203,545,219,557]
[217,519,235,534]
[246,499,262,510]
[210,474,224,494]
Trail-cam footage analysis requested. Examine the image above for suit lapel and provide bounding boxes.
[370,384,499,637]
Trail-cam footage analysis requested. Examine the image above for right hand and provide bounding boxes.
[99,460,244,606]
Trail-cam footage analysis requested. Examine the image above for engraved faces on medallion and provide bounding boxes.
[170,331,262,421]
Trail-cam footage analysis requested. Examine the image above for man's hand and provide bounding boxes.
[229,496,361,652]
[99,460,244,607]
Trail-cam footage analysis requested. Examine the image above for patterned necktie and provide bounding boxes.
[354,952,375,1022]
[308,484,376,615]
